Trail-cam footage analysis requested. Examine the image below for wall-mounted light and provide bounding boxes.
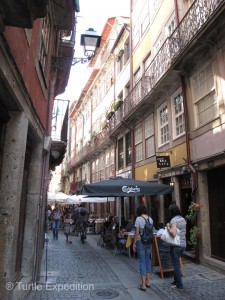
[52,28,101,68]
[182,165,189,173]
[194,163,199,170]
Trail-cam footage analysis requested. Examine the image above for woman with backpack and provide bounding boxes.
[133,205,154,291]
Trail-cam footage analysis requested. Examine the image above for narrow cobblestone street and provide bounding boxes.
[25,230,225,300]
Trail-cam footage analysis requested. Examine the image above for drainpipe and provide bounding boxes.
[174,0,198,195]
[34,68,57,282]
[121,120,135,179]
[174,0,179,27]
[130,0,134,89]
[181,75,199,263]
[181,77,198,196]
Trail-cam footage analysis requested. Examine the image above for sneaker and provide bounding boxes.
[171,285,183,290]
[171,281,176,285]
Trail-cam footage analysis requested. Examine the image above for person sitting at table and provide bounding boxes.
[117,226,127,245]
[156,222,165,235]
[126,215,135,232]
[114,226,128,255]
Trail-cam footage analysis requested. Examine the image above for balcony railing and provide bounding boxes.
[69,0,224,168]
[110,0,224,130]
[69,129,110,168]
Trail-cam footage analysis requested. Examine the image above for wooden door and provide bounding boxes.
[208,166,225,262]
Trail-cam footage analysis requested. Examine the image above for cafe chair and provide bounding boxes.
[114,236,129,256]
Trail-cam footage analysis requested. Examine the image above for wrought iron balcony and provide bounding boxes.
[109,0,225,132]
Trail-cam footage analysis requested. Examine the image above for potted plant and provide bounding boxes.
[186,201,200,224]
[189,226,201,249]
[111,100,123,112]
[106,110,115,120]
[101,120,108,130]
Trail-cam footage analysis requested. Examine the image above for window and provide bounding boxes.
[143,52,151,73]
[39,14,51,76]
[135,124,143,162]
[134,68,141,85]
[141,0,150,35]
[165,14,176,37]
[116,49,124,75]
[132,18,140,49]
[193,63,218,126]
[118,138,124,169]
[125,132,132,166]
[110,148,115,177]
[124,38,130,64]
[145,114,155,158]
[105,151,110,179]
[158,103,169,145]
[154,34,163,55]
[171,88,185,138]
[99,155,105,180]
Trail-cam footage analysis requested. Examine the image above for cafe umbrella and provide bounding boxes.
[80,176,173,197]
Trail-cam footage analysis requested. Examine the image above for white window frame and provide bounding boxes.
[165,14,176,38]
[158,102,169,146]
[135,124,143,162]
[192,62,218,127]
[171,88,185,139]
[40,14,51,76]
[144,114,155,158]
[140,0,150,35]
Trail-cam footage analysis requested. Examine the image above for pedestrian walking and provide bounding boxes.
[64,212,74,243]
[133,205,153,291]
[51,205,62,240]
[168,203,187,290]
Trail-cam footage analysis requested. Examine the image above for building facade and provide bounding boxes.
[0,1,78,299]
[63,0,225,273]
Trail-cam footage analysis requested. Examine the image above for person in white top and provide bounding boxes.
[133,205,154,291]
[156,222,165,235]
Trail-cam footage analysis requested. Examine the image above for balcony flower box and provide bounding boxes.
[106,111,115,120]
[111,100,123,112]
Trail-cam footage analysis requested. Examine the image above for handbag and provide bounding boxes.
[160,226,180,246]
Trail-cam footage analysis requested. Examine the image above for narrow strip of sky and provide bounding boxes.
[59,0,130,102]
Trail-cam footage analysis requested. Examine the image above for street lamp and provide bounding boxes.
[52,28,101,68]
[72,28,101,65]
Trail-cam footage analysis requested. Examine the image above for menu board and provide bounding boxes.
[153,235,185,278]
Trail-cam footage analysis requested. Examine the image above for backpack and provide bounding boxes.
[140,217,153,245]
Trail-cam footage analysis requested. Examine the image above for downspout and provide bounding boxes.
[129,0,135,179]
[175,0,198,195]
[181,76,198,196]
[122,120,135,179]
[34,69,57,283]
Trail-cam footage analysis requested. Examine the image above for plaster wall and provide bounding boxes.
[191,124,225,161]
[0,112,28,299]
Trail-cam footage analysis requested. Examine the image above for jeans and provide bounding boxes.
[136,239,152,275]
[52,219,60,239]
[170,246,185,288]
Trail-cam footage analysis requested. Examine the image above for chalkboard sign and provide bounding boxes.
[153,235,185,278]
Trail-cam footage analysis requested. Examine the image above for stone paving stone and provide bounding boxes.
[26,230,225,300]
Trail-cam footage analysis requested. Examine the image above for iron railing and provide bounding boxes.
[109,0,224,131]
[69,0,224,167]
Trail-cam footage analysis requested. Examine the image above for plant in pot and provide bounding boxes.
[189,226,201,249]
[106,110,114,120]
[111,100,123,112]
[186,201,200,224]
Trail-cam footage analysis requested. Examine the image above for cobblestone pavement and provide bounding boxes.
[25,230,225,300]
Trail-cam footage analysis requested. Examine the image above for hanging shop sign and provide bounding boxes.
[156,156,171,168]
